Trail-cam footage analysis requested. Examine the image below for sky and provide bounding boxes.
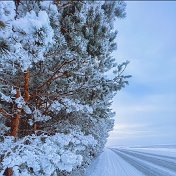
[107,1,176,147]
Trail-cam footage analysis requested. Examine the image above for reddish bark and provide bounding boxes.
[5,70,30,176]
[10,88,21,137]
[33,122,39,131]
[24,70,30,102]
[4,168,13,176]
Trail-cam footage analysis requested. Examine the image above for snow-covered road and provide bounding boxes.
[86,147,176,176]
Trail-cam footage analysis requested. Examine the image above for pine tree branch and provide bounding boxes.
[0,108,13,118]
[36,59,75,90]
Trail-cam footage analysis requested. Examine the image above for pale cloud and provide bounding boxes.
[108,1,176,147]
[107,91,176,146]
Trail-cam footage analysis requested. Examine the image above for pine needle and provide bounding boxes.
[0,39,9,55]
[0,21,6,29]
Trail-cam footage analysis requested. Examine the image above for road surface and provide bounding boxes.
[86,147,176,176]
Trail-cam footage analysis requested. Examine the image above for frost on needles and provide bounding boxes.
[0,1,130,176]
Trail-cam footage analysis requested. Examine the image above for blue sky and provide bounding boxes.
[107,1,176,147]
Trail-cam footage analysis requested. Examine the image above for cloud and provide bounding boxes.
[107,91,176,147]
[107,1,176,147]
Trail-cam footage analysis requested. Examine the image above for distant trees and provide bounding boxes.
[0,1,129,175]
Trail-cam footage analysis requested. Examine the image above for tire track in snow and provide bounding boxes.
[112,149,175,176]
[116,149,176,173]
[104,149,137,176]
[120,149,176,161]
[86,149,144,176]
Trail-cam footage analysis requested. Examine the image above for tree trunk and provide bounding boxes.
[24,70,30,102]
[4,70,30,176]
[4,168,13,176]
[11,70,30,137]
[10,88,21,137]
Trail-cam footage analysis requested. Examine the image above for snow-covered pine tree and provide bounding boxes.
[0,1,129,175]
[52,2,130,175]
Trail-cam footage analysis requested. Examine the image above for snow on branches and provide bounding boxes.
[0,1,54,71]
[0,130,97,176]
[0,1,129,175]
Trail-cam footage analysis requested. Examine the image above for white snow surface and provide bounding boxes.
[128,146,176,158]
[85,148,144,176]
[86,146,176,176]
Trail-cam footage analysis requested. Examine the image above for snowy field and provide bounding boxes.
[86,146,176,176]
